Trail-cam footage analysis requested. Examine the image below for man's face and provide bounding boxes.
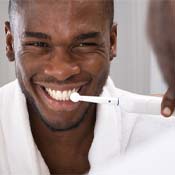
[6,0,116,130]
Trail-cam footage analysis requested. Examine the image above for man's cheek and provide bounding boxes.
[20,56,42,76]
[82,57,109,75]
[82,57,109,92]
[15,59,38,94]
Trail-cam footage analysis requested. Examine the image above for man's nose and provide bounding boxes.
[44,48,80,81]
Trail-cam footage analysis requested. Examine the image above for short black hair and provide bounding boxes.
[8,0,114,27]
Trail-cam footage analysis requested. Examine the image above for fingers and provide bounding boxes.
[161,88,175,117]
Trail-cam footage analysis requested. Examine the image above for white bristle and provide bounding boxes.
[70,92,80,102]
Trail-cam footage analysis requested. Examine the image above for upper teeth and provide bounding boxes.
[45,88,78,101]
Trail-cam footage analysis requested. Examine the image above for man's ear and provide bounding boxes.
[110,23,117,61]
[5,21,15,62]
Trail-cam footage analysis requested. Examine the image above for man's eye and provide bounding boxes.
[78,43,98,47]
[71,42,102,54]
[25,42,49,48]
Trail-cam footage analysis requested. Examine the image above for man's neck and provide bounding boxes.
[28,104,96,174]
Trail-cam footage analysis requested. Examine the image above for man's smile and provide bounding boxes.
[45,88,79,101]
[33,81,89,112]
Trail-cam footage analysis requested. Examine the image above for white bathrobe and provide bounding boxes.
[0,77,175,175]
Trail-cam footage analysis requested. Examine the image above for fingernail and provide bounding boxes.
[162,107,172,116]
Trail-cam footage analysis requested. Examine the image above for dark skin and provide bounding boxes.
[148,0,175,117]
[5,0,117,174]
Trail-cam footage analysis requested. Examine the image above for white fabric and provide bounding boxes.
[0,79,50,175]
[89,129,175,175]
[0,77,175,175]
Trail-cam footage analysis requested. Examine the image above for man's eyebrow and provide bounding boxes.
[23,31,51,39]
[76,32,101,40]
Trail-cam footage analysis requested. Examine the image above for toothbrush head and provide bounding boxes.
[70,92,80,102]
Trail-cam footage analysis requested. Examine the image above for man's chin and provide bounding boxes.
[38,112,88,132]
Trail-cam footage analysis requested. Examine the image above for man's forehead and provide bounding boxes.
[16,0,107,20]
[19,0,107,24]
[10,0,113,34]
[13,0,109,37]
[18,0,106,8]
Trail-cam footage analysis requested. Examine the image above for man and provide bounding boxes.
[148,0,175,117]
[1,0,175,175]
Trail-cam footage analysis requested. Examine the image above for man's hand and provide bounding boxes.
[161,87,175,117]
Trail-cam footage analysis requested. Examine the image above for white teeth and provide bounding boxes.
[45,88,79,101]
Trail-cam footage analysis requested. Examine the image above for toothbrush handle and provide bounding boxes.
[80,95,119,104]
[120,94,175,116]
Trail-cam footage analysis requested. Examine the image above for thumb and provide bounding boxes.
[161,88,175,117]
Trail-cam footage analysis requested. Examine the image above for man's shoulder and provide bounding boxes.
[0,80,18,91]
[0,80,19,101]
